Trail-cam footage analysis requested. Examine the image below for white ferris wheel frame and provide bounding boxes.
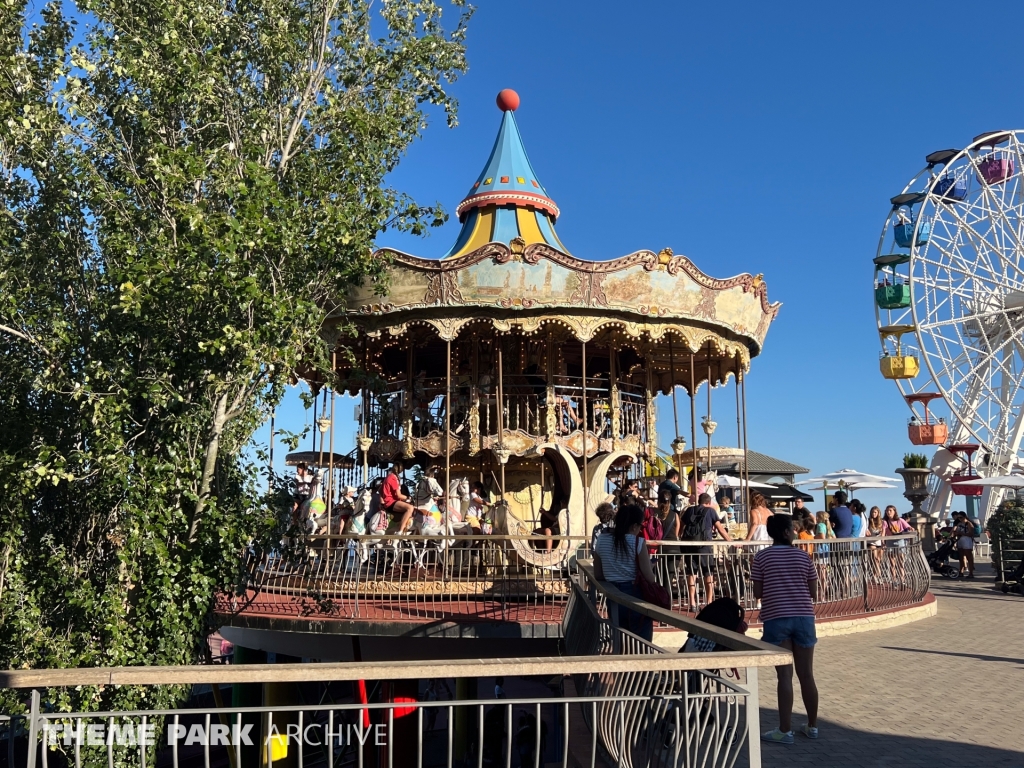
[874,130,1024,477]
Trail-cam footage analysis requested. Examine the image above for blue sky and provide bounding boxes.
[261,0,1024,512]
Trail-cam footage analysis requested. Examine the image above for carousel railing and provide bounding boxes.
[361,375,648,444]
[617,382,648,442]
[364,381,408,442]
[645,533,930,622]
[218,534,591,623]
[219,533,929,627]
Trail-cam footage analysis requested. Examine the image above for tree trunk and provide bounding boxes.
[188,392,229,543]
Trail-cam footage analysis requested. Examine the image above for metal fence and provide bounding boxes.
[0,595,789,768]
[219,533,930,627]
[646,534,930,621]
[562,578,763,768]
[219,535,591,623]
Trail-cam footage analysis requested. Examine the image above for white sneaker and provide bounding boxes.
[762,728,793,745]
[799,724,819,739]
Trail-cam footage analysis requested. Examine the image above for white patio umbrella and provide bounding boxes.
[797,469,900,510]
[803,482,897,491]
[796,468,900,486]
[715,475,776,489]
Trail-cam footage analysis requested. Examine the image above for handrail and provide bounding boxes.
[576,561,784,655]
[0,645,791,689]
[642,532,920,547]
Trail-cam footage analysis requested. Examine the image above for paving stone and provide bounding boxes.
[746,564,1024,768]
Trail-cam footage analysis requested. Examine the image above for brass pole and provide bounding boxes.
[406,340,414,452]
[669,335,681,444]
[361,342,369,487]
[740,367,751,517]
[609,335,618,448]
[735,355,742,449]
[689,352,698,494]
[496,335,506,500]
[311,389,318,452]
[446,338,452,519]
[327,352,337,561]
[317,388,327,476]
[328,350,337,518]
[581,339,589,515]
[707,343,712,480]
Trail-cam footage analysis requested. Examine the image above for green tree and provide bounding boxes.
[0,0,469,712]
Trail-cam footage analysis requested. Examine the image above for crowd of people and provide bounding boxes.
[590,483,947,636]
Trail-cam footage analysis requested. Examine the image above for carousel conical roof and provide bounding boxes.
[444,89,570,258]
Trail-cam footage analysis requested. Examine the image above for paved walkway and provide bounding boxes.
[755,563,1024,767]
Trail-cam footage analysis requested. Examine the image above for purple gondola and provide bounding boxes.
[979,154,1014,185]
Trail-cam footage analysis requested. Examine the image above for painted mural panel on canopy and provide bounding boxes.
[457,259,572,304]
[375,267,432,307]
[715,285,765,336]
[601,266,704,314]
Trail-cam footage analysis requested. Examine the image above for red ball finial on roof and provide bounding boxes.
[496,89,520,112]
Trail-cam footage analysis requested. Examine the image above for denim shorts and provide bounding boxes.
[761,616,817,648]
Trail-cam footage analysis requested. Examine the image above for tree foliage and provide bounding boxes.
[0,0,469,712]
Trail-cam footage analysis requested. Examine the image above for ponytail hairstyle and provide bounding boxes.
[612,504,645,554]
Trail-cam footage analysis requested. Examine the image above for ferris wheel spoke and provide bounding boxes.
[931,203,1007,283]
[1000,339,1024,459]
[918,302,1024,331]
[943,191,1021,276]
[977,135,1024,273]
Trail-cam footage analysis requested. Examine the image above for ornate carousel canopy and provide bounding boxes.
[333,90,780,395]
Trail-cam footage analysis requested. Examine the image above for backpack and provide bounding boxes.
[681,505,708,542]
[641,507,663,546]
[973,521,982,537]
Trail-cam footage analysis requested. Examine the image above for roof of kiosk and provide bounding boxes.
[339,90,780,374]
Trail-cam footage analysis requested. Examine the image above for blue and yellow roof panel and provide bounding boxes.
[443,90,569,259]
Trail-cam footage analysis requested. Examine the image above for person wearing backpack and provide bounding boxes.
[680,493,732,610]
[641,502,664,557]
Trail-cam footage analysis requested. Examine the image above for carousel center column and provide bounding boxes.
[610,336,620,451]
[645,350,658,461]
[545,327,557,442]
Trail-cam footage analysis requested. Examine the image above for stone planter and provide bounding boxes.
[896,467,935,552]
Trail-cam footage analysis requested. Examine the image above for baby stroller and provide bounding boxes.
[927,539,959,579]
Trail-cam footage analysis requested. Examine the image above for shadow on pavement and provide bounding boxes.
[880,645,1024,667]
[747,712,1024,768]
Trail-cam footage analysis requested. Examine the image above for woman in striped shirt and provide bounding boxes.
[752,514,820,745]
[593,504,657,643]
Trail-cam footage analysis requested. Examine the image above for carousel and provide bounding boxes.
[319,90,779,563]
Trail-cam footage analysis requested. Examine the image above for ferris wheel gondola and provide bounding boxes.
[874,130,1024,519]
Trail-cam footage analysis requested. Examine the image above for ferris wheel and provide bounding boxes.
[874,130,1024,517]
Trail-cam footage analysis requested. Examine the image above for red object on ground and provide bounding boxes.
[496,89,520,112]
